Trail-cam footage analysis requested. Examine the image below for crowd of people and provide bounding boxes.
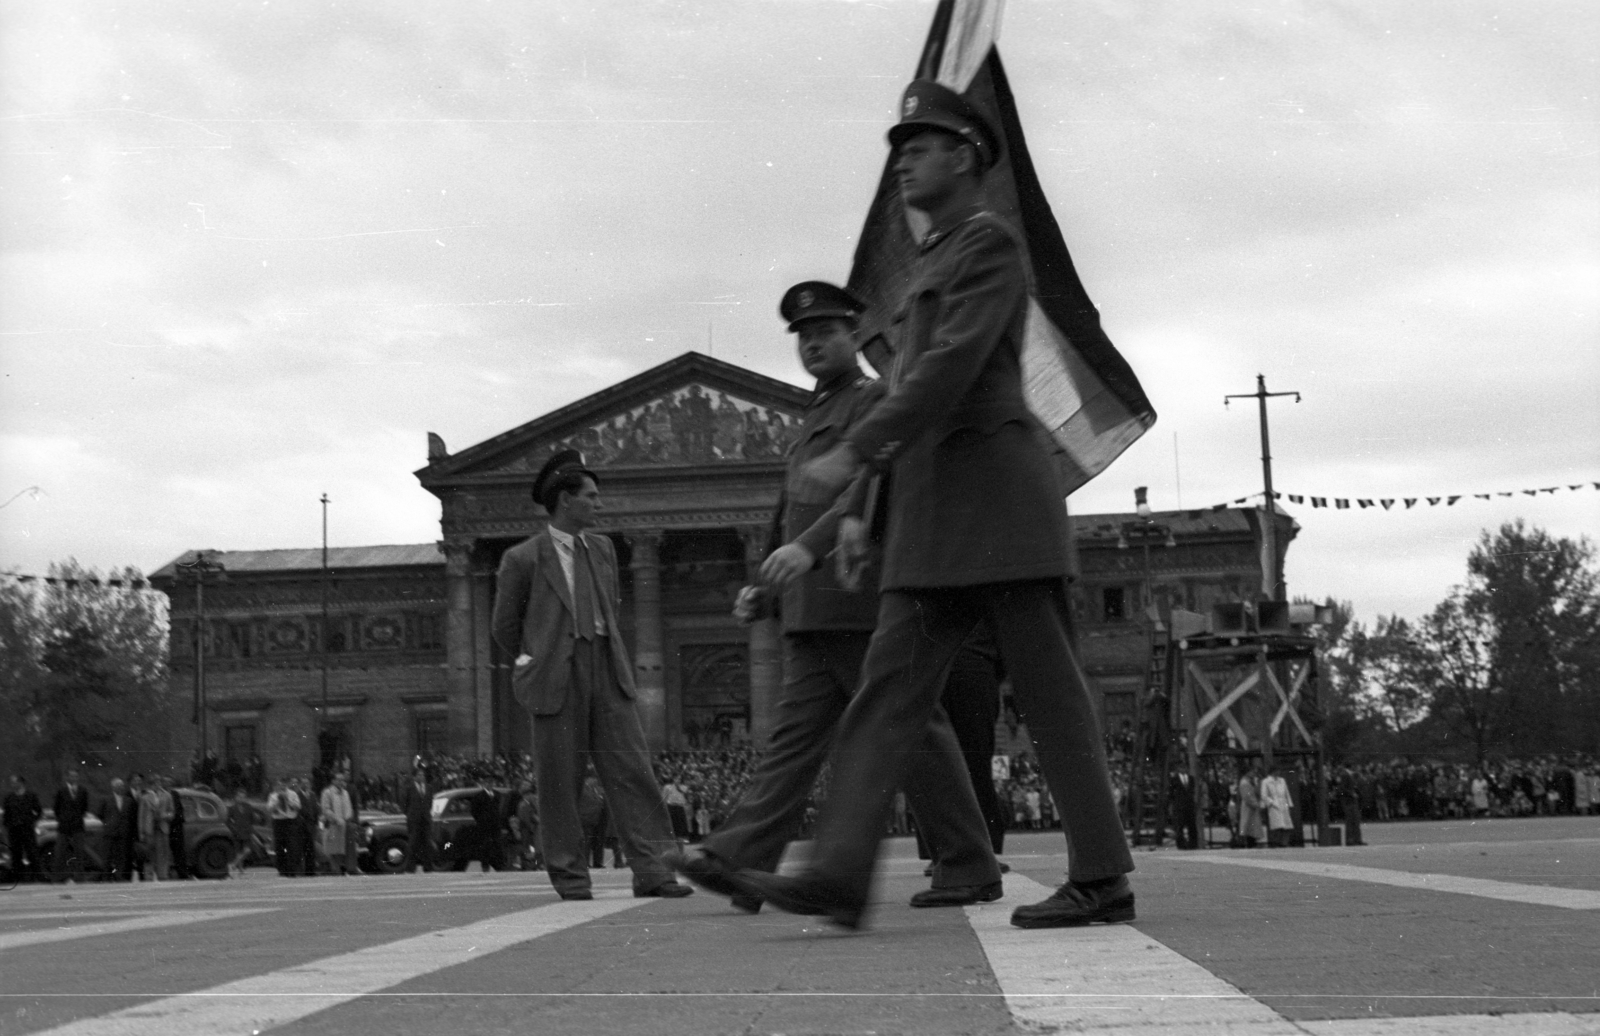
[7,747,1596,884]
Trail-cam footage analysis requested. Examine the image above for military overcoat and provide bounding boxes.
[845,204,1070,590]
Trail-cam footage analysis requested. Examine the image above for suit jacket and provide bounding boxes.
[492,529,634,716]
[845,205,1071,591]
[101,792,138,839]
[55,785,90,835]
[399,779,434,827]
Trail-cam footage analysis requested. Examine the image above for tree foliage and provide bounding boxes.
[0,560,170,782]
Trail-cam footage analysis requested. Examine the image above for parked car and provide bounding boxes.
[354,787,519,874]
[434,786,517,871]
[357,810,410,874]
[20,787,237,880]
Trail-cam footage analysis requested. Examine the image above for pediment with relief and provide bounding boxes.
[492,383,800,474]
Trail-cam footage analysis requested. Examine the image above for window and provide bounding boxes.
[414,714,448,757]
[415,613,444,651]
[224,725,257,769]
[228,622,254,658]
[1102,586,1126,622]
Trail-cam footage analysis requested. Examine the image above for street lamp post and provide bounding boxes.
[176,550,226,763]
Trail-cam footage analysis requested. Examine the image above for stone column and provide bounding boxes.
[740,525,782,748]
[440,539,483,757]
[626,530,668,750]
[471,561,496,757]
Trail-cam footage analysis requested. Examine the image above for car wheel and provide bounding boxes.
[373,838,409,875]
[194,837,232,879]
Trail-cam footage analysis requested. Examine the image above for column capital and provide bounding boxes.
[439,539,476,576]
[626,529,665,566]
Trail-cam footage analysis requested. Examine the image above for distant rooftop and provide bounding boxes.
[150,544,442,579]
[1070,508,1255,540]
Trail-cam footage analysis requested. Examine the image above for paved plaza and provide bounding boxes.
[2,815,1596,1036]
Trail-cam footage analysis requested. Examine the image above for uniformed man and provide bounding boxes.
[731,81,1137,929]
[668,280,1001,912]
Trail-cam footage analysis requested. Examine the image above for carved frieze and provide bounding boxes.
[492,383,800,474]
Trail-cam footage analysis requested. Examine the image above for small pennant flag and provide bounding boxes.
[1428,497,1441,505]
[1336,499,1349,509]
[1288,494,1303,503]
[1312,497,1327,508]
[1404,498,1417,509]
[1358,500,1374,509]
[1381,499,1394,510]
[1448,496,1461,505]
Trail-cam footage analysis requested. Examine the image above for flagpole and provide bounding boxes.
[1225,375,1300,601]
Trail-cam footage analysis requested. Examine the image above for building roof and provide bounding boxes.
[150,544,443,579]
[1070,508,1255,541]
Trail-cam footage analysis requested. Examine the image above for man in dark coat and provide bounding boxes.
[733,80,1135,929]
[490,453,691,901]
[670,280,1000,912]
[398,768,435,874]
[53,769,92,882]
[4,774,45,882]
[101,777,140,880]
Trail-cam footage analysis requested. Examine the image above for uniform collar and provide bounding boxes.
[919,203,986,252]
[811,369,858,405]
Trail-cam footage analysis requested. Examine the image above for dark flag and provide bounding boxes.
[847,0,1155,493]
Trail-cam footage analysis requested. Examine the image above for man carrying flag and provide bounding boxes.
[730,80,1136,930]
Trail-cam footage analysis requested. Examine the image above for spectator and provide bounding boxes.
[4,774,44,882]
[266,778,300,877]
[167,777,190,880]
[102,777,139,882]
[227,787,255,878]
[399,768,435,874]
[320,773,358,876]
[53,768,91,883]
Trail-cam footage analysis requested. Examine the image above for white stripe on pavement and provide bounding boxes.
[965,874,1304,1034]
[1304,1013,1600,1035]
[30,891,651,1036]
[0,910,274,952]
[1173,855,1600,911]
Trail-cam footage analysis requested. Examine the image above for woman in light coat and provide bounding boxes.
[1236,762,1265,848]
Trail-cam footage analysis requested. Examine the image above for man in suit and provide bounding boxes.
[3,774,44,882]
[490,451,692,901]
[53,768,92,882]
[101,777,139,881]
[399,767,436,873]
[733,81,1136,929]
[670,281,1000,913]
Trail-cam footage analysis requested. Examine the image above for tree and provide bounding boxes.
[1412,589,1502,765]
[1464,521,1600,755]
[0,560,170,783]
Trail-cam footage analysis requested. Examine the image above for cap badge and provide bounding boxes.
[903,95,919,117]
[798,290,815,308]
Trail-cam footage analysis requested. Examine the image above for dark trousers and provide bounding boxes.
[406,820,434,872]
[169,826,188,879]
[533,635,677,895]
[105,834,134,880]
[941,638,1007,855]
[808,581,1133,903]
[6,826,41,881]
[704,631,997,889]
[272,820,293,874]
[54,830,90,881]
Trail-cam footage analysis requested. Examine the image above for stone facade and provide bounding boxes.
[151,352,1295,781]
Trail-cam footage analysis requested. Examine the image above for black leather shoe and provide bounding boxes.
[729,870,864,929]
[1009,876,1135,929]
[558,889,593,901]
[635,881,694,898]
[910,880,1003,908]
[665,847,743,899]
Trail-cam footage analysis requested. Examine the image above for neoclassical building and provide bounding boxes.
[153,352,1295,780]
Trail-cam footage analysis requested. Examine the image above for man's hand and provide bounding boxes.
[760,543,816,589]
[732,584,770,625]
[834,515,869,591]
[792,443,862,505]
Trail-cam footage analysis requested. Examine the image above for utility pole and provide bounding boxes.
[319,493,331,772]
[176,550,225,764]
[1225,374,1300,601]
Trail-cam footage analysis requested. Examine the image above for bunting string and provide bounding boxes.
[1201,481,1599,513]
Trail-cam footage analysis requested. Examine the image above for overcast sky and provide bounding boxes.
[2,0,1595,625]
